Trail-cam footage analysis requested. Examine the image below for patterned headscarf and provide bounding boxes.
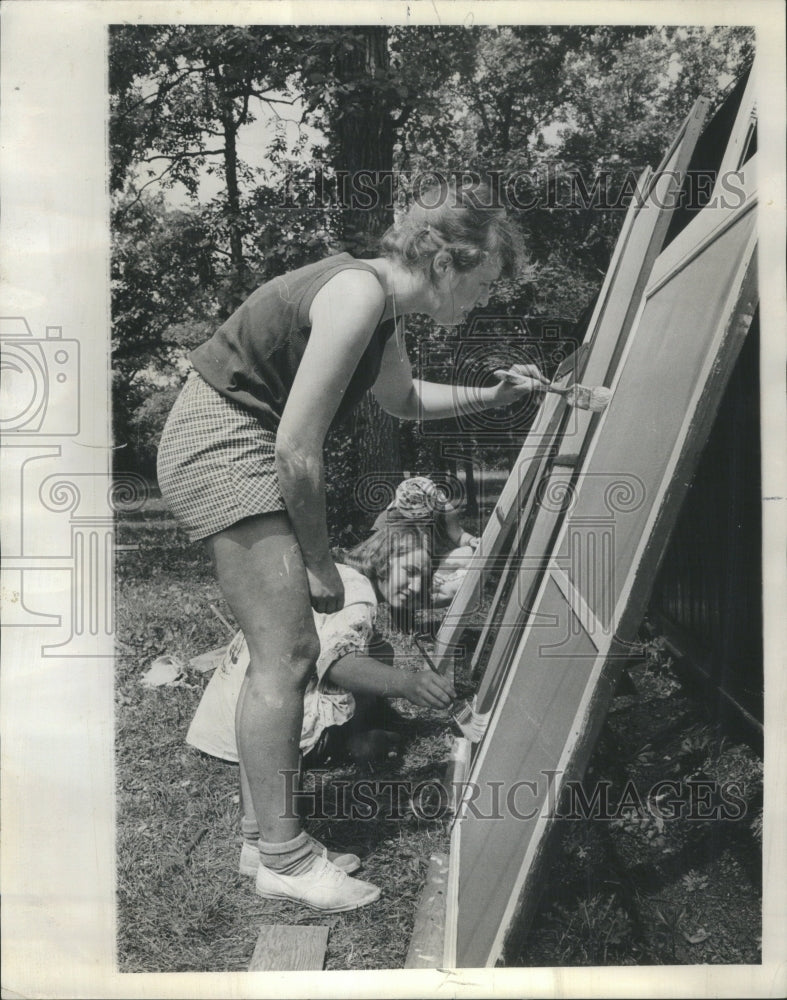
[388,476,450,520]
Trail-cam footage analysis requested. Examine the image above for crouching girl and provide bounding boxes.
[185,522,455,900]
[373,475,480,607]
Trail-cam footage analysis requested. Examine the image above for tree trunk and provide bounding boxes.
[209,59,247,310]
[333,27,396,254]
[333,27,401,496]
[221,109,247,307]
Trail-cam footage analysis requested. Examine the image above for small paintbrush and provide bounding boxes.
[493,368,612,413]
[413,633,491,744]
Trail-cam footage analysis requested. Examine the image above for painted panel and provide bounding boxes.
[570,205,756,625]
[456,572,601,966]
[467,101,710,698]
[452,191,758,970]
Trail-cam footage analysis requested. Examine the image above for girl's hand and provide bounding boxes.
[401,670,457,709]
[430,577,455,608]
[460,531,480,550]
[305,559,345,614]
[492,363,549,405]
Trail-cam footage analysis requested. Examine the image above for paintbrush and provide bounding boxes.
[413,633,491,744]
[493,368,612,413]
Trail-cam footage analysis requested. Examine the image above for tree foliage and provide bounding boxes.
[109,24,754,524]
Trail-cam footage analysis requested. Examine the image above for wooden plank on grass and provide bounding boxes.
[248,924,329,971]
[404,853,450,968]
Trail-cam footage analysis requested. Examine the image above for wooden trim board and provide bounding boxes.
[403,853,450,969]
[443,818,461,969]
[714,65,757,182]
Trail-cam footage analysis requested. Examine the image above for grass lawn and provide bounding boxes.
[115,489,762,971]
[116,493,457,972]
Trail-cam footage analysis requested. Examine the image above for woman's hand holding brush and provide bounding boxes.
[491,363,551,405]
[493,367,612,413]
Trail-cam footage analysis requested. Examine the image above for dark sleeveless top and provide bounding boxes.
[189,253,395,432]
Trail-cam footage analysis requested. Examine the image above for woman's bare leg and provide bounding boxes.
[236,678,257,836]
[206,513,379,909]
[205,512,318,843]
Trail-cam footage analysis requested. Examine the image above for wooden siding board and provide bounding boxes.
[574,207,757,623]
[470,443,565,685]
[457,574,602,965]
[476,467,573,712]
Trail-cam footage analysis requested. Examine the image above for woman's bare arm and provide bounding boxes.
[372,333,546,420]
[276,269,385,612]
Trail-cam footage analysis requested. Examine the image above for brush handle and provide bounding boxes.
[413,634,473,713]
[492,368,568,395]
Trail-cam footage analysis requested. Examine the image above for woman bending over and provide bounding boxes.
[158,178,546,911]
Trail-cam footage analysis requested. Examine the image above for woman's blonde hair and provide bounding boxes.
[380,177,524,282]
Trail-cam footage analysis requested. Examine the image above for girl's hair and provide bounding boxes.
[380,178,524,282]
[374,506,454,558]
[339,522,431,588]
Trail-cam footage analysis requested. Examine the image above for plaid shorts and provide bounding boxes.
[157,370,285,541]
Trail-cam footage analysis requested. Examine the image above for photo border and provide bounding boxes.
[1,2,784,997]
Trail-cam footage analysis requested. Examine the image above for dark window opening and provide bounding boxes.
[662,63,754,247]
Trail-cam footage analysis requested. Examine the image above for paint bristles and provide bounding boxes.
[567,384,612,412]
[450,695,492,743]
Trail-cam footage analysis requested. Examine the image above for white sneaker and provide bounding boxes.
[256,854,380,912]
[239,836,360,876]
